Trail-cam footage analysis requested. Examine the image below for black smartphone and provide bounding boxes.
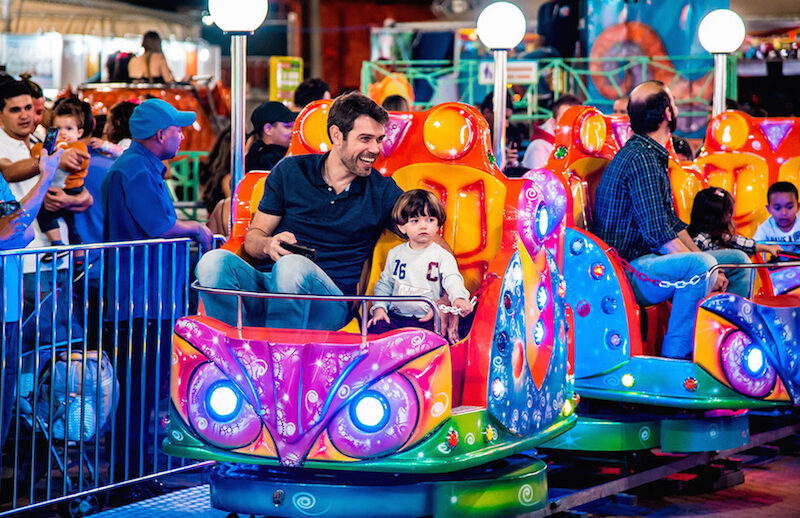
[42,127,59,155]
[0,200,21,217]
[279,241,317,262]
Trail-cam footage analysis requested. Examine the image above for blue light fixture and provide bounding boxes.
[206,381,242,422]
[350,390,390,432]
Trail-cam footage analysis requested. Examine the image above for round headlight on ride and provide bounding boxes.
[206,381,242,422]
[349,390,390,433]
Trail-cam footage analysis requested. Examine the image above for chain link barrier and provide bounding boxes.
[607,248,709,289]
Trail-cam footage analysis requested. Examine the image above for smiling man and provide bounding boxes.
[197,91,403,330]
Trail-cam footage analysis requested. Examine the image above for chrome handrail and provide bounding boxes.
[191,281,441,336]
[706,260,800,297]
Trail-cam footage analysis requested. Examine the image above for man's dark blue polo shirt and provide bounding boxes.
[258,152,403,295]
[102,141,185,320]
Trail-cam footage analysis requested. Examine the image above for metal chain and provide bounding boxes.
[607,248,708,289]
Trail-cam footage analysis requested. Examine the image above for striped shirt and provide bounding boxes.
[592,133,686,261]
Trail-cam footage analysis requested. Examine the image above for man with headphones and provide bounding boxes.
[592,80,750,360]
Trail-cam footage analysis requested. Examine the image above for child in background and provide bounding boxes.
[688,187,782,257]
[88,100,137,158]
[368,189,473,340]
[31,102,90,250]
[753,181,800,252]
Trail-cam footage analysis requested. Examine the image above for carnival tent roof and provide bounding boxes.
[4,0,199,39]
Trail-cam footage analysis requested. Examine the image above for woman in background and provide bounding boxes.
[128,31,174,83]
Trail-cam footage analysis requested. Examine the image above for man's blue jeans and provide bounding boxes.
[195,249,349,330]
[628,249,751,359]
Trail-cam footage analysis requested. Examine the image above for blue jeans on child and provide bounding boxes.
[628,249,751,360]
[195,249,349,330]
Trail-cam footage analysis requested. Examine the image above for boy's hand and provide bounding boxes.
[367,307,390,327]
[757,244,782,257]
[453,298,473,317]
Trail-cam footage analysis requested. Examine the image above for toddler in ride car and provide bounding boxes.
[368,189,473,339]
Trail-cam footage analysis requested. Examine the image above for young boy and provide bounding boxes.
[31,102,90,251]
[754,181,800,251]
[368,189,473,337]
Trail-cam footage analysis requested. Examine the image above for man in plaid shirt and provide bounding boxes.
[593,81,750,359]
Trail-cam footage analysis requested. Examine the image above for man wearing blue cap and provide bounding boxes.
[101,97,212,480]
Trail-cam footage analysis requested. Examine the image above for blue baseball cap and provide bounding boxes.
[129,98,197,140]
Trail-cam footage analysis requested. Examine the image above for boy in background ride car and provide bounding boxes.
[753,181,800,252]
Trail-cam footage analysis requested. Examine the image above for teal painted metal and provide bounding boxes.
[660,413,749,453]
[541,412,749,453]
[540,416,661,451]
[361,55,726,122]
[208,453,548,517]
[575,356,788,410]
[167,151,209,221]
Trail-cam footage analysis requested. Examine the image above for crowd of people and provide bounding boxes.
[0,52,798,498]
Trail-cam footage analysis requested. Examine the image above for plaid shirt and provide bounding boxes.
[693,232,757,255]
[592,133,687,261]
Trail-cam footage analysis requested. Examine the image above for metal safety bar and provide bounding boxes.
[0,237,223,515]
[705,260,800,296]
[191,281,442,336]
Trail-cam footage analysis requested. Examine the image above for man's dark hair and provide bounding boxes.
[552,94,582,117]
[327,91,388,140]
[767,181,799,203]
[294,78,330,108]
[628,81,671,135]
[19,74,43,99]
[0,80,32,111]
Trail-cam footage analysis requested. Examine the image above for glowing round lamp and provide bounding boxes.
[476,1,526,50]
[698,9,745,54]
[209,0,268,32]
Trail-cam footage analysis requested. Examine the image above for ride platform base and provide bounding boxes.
[209,453,547,518]
[540,412,749,453]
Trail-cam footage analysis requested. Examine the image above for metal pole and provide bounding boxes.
[492,48,508,169]
[230,34,247,233]
[309,0,322,78]
[712,52,727,117]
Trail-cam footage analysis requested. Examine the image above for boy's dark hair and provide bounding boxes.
[687,187,735,242]
[53,97,95,139]
[628,80,671,135]
[767,181,799,203]
[327,91,388,140]
[294,78,330,108]
[391,189,446,237]
[672,134,693,161]
[0,80,31,111]
[381,94,410,112]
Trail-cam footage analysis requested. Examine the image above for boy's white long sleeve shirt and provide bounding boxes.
[372,241,470,318]
[753,215,800,252]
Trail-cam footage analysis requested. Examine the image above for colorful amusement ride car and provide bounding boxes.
[540,106,800,453]
[164,101,577,516]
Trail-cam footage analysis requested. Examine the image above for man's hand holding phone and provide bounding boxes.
[266,231,297,261]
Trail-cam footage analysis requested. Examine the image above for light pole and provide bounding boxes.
[476,1,526,169]
[208,0,269,227]
[698,9,745,117]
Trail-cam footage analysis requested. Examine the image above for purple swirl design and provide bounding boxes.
[720,331,776,398]
[519,168,567,256]
[328,373,419,458]
[187,362,263,449]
